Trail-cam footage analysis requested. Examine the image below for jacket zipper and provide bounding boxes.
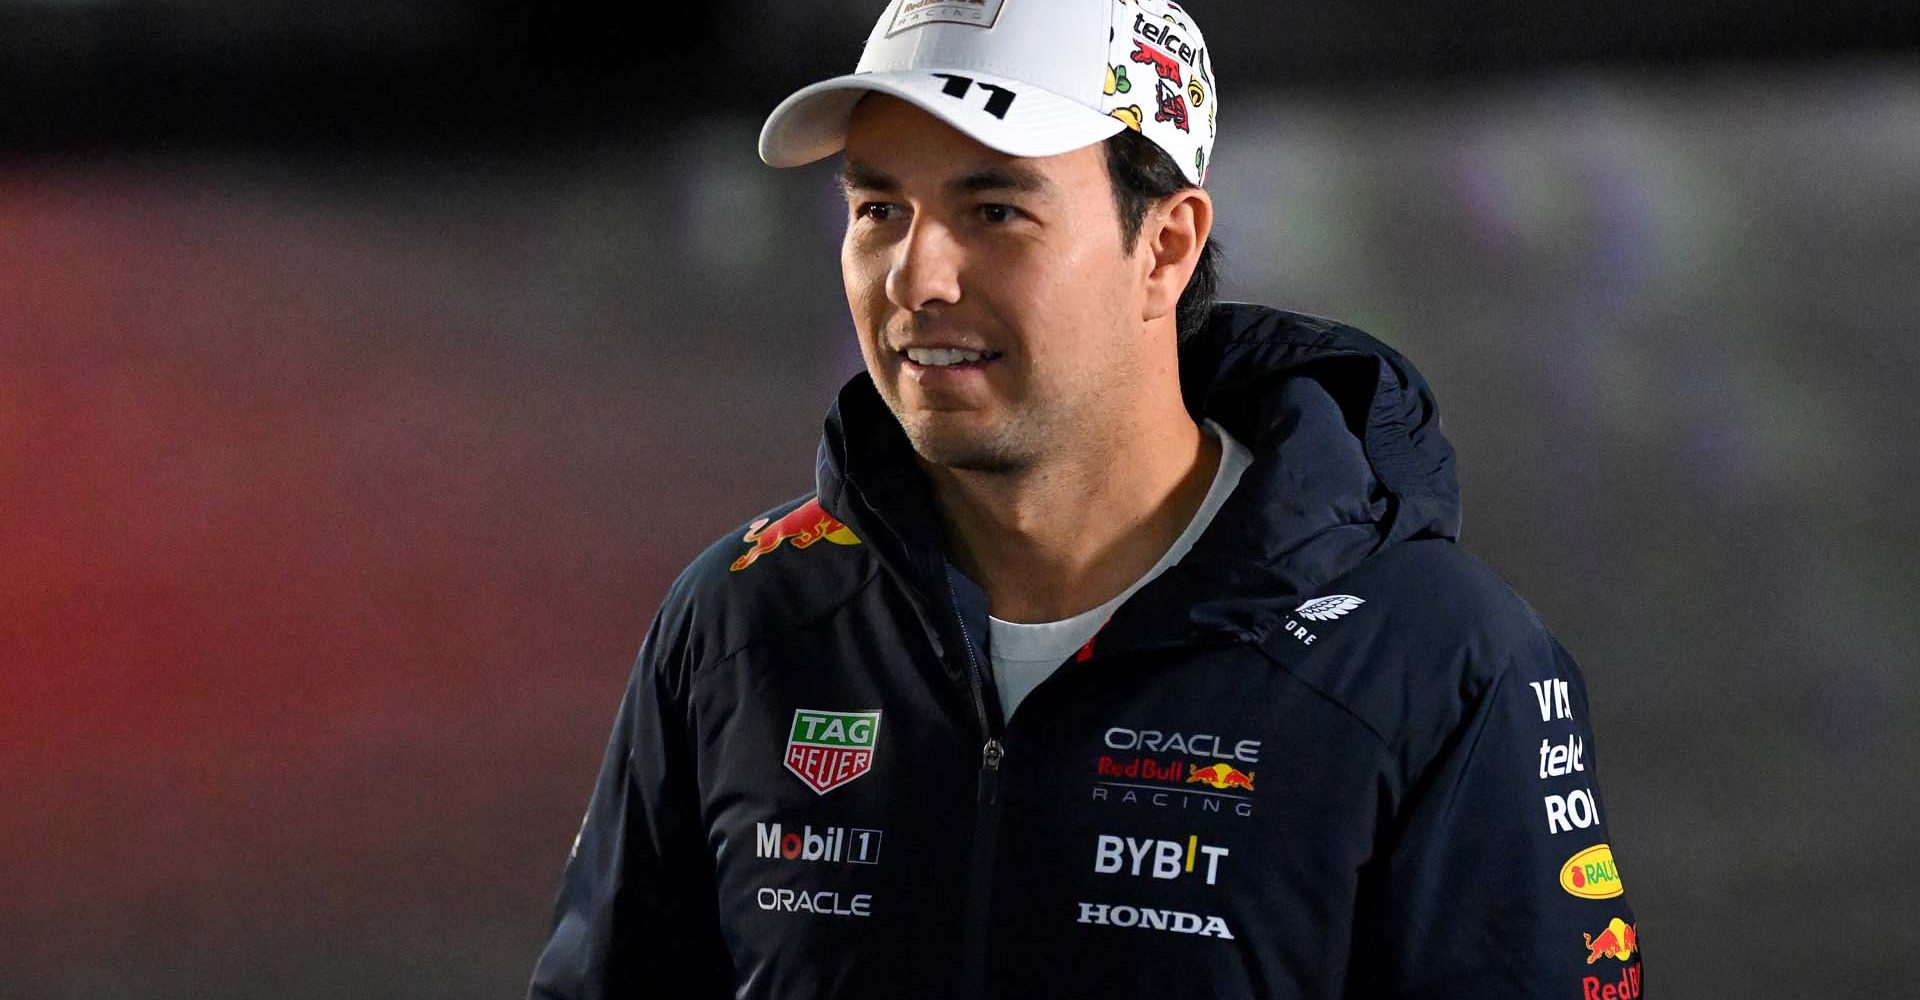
[979,736,1004,802]
[953,600,1004,802]
[946,570,1003,1000]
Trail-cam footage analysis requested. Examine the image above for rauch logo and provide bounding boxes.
[1560,843,1624,899]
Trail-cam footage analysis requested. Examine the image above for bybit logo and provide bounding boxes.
[1093,833,1228,885]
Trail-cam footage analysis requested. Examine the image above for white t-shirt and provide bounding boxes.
[986,419,1253,719]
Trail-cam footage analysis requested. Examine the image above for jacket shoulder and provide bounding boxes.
[1345,536,1555,676]
[1276,538,1562,753]
[651,492,881,674]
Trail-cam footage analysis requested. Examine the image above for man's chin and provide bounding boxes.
[898,418,1029,475]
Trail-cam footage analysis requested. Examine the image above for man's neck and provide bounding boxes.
[923,406,1221,624]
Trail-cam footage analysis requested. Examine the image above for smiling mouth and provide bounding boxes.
[900,347,1004,368]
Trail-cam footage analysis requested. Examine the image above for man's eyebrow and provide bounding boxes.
[837,160,1052,198]
[947,164,1050,197]
[837,161,897,196]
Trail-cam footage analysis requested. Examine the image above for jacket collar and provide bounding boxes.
[815,303,1461,654]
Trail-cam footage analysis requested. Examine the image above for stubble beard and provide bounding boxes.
[888,396,1046,474]
[875,341,1135,478]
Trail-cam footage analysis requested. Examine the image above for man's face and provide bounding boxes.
[839,95,1153,473]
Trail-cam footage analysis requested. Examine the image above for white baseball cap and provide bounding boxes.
[758,0,1219,185]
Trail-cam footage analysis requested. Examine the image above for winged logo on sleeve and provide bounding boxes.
[1294,595,1365,621]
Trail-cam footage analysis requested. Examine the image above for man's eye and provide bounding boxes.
[856,202,898,222]
[978,204,1018,224]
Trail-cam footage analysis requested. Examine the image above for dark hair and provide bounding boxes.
[1103,128,1221,343]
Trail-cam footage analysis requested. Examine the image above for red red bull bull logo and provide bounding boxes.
[1579,918,1643,999]
[1560,843,1624,899]
[1186,762,1254,791]
[730,496,861,572]
[1582,916,1638,964]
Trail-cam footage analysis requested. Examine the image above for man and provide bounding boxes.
[529,1,1643,998]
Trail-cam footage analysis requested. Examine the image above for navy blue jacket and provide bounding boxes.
[528,304,1644,999]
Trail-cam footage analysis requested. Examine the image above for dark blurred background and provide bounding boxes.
[3,2,1915,997]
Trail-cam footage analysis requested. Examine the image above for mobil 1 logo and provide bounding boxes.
[755,822,883,865]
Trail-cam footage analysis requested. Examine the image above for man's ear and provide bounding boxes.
[1140,187,1213,324]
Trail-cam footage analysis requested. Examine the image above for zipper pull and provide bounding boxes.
[978,738,1004,805]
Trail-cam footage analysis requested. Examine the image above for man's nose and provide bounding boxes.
[885,215,962,313]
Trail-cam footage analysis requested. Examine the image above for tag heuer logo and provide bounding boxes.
[784,709,882,795]
[1294,595,1365,621]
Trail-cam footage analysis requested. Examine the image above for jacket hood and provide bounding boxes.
[815,302,1460,652]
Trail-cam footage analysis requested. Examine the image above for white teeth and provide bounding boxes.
[906,347,994,367]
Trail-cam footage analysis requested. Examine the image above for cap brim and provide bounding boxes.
[759,69,1128,168]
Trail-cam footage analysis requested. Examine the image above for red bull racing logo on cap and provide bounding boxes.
[784,709,881,794]
[887,0,1006,35]
[731,496,861,572]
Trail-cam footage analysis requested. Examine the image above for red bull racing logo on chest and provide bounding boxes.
[784,709,882,794]
[1092,726,1263,817]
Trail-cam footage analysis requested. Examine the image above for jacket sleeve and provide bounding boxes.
[526,604,735,999]
[1360,637,1644,999]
